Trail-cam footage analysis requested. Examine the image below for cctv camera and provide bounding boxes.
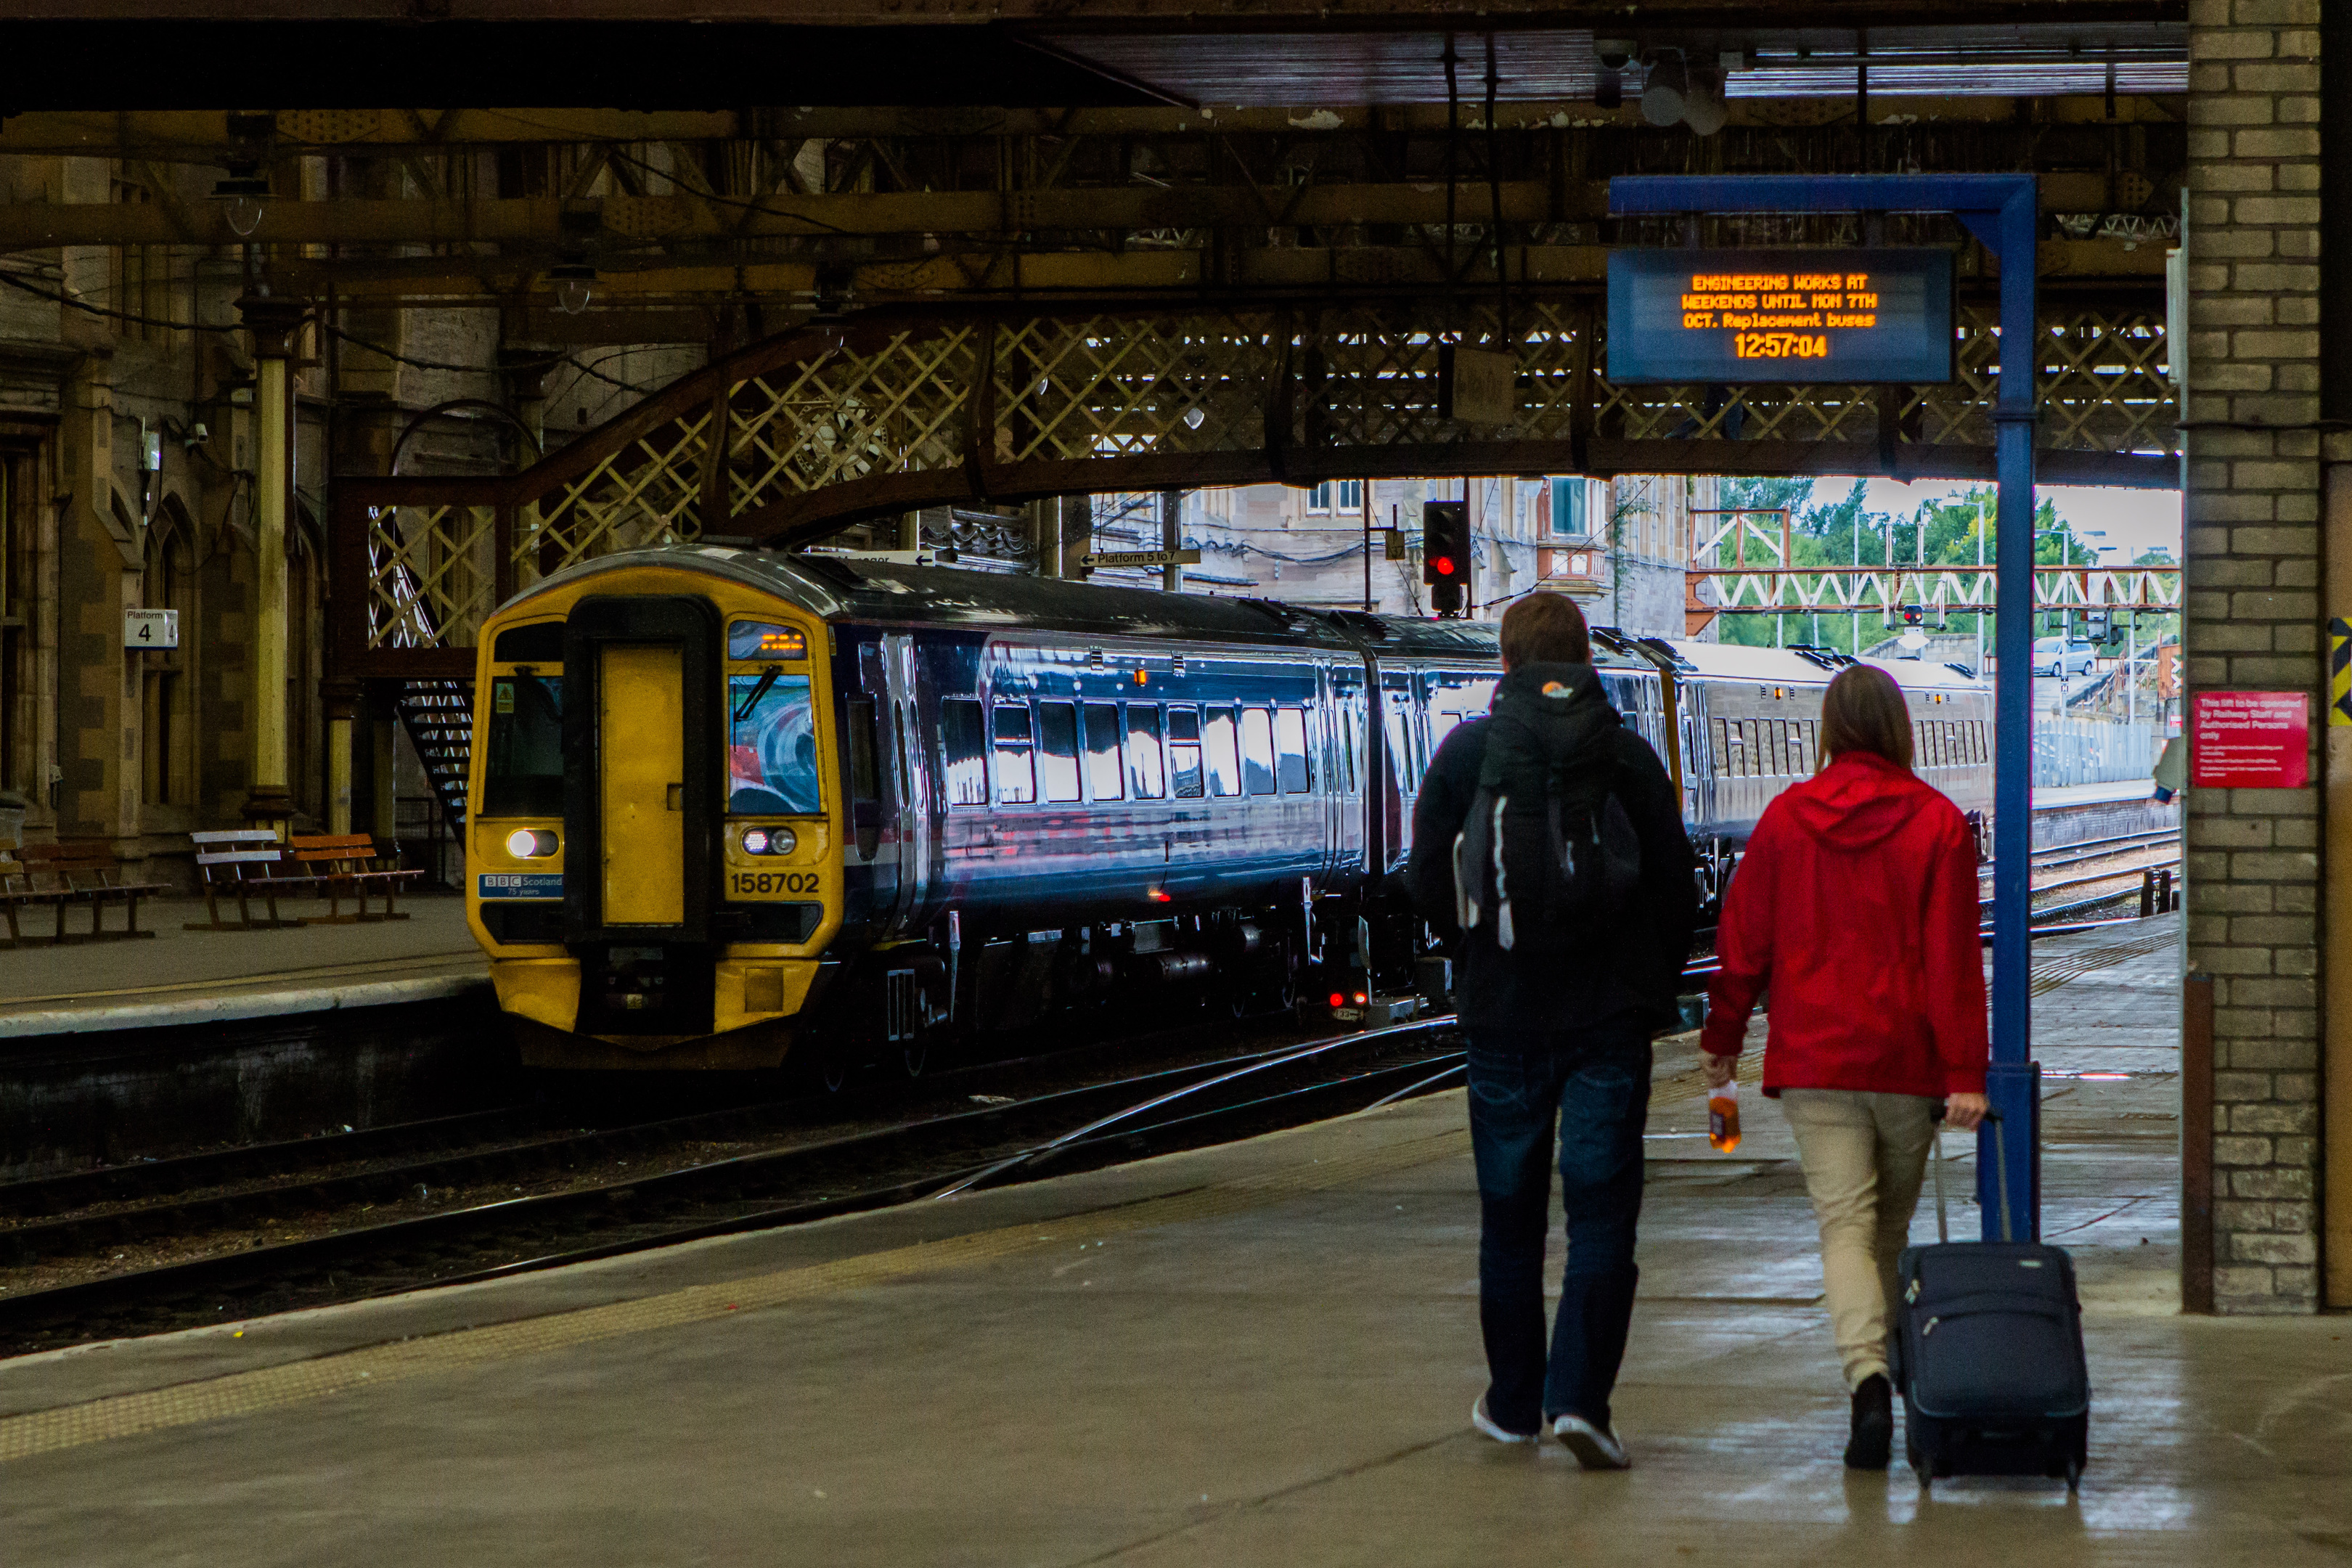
[1596,38,1636,70]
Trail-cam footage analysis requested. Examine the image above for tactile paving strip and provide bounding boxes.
[0,1126,1472,1464]
[2028,927,2180,997]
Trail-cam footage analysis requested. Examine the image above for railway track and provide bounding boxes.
[0,1019,1466,1357]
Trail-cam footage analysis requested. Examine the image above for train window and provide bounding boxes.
[1167,706,1205,799]
[941,700,987,807]
[1082,703,1125,801]
[727,620,807,661]
[1202,707,1242,797]
[1339,705,1359,794]
[728,670,820,814]
[1036,703,1081,802]
[992,705,1036,804]
[1384,707,1409,793]
[1240,707,1278,795]
[491,621,565,663]
[1275,707,1312,793]
[482,674,564,816]
[846,700,880,804]
[1125,705,1167,799]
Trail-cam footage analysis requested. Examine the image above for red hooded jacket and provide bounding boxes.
[1701,751,1988,1098]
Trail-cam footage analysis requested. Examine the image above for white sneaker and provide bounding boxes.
[1551,1414,1631,1470]
[1472,1395,1538,1445]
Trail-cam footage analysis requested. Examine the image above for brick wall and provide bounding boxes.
[2184,0,2325,1313]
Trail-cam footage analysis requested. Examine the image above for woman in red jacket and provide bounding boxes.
[1702,663,1990,1471]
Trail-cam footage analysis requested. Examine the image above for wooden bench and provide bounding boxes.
[187,829,314,931]
[287,833,422,924]
[2,842,166,944]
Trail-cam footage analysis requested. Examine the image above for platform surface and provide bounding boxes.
[6,912,2340,1564]
[0,893,482,1034]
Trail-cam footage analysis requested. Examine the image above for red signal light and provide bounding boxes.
[1431,555,1457,578]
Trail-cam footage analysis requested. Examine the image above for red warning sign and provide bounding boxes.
[2189,690,2309,789]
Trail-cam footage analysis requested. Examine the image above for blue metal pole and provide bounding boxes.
[1607,171,2043,1238]
[1984,179,2042,1241]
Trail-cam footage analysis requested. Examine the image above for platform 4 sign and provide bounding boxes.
[2189,690,2309,789]
[1606,248,1955,385]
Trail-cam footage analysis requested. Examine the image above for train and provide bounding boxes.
[464,546,1994,1072]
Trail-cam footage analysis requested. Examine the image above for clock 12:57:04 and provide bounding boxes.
[1734,332,1830,360]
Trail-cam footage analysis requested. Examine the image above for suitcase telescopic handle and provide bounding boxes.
[1928,1106,2013,1246]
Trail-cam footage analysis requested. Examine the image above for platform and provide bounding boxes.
[0,894,483,1037]
[7,914,2337,1563]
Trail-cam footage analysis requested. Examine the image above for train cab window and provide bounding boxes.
[992,704,1036,804]
[1082,703,1124,801]
[483,673,563,816]
[1036,702,1081,803]
[728,669,819,814]
[1166,707,1205,799]
[1202,706,1242,798]
[1240,706,1278,795]
[1274,707,1312,793]
[1125,705,1167,799]
[941,700,987,807]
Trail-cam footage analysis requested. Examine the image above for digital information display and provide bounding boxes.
[1606,248,1955,384]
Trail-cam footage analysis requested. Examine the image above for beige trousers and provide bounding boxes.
[1779,1089,1939,1391]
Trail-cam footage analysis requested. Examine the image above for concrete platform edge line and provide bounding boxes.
[0,1126,1472,1465]
[0,976,493,1038]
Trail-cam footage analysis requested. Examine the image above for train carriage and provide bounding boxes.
[465,547,1993,1072]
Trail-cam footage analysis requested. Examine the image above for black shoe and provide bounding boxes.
[1845,1373,1893,1471]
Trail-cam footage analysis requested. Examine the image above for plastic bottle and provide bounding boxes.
[1707,1077,1742,1153]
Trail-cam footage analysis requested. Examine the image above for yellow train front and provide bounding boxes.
[467,550,841,1070]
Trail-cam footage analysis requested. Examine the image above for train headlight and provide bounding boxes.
[505,828,559,859]
[741,826,796,857]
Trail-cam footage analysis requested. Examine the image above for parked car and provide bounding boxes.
[2034,636,2097,678]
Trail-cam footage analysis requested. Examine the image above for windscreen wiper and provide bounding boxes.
[733,664,783,724]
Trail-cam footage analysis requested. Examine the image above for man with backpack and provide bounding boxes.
[1405,591,1696,1468]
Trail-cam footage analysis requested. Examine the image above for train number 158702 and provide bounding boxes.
[729,870,820,898]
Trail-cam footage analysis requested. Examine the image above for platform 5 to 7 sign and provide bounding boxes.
[1606,248,1955,385]
[1083,549,1201,570]
[2190,690,2309,789]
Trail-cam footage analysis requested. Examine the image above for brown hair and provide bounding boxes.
[1818,664,1915,770]
[1498,591,1591,668]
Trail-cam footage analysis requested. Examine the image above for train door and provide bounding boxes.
[561,595,720,1037]
[1377,668,1416,873]
[878,632,936,932]
[1326,666,1366,878]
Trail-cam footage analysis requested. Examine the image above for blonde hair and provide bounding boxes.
[1818,664,1914,770]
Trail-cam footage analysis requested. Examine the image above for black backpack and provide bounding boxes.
[1452,663,1642,956]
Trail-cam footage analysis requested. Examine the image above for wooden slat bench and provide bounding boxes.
[6,842,166,943]
[187,830,314,931]
[288,833,422,924]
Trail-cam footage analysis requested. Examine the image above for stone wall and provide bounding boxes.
[2183,0,2326,1313]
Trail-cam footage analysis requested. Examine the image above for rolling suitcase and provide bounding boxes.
[1895,1111,2090,1490]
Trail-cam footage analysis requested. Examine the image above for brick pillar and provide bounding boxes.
[2184,0,2325,1314]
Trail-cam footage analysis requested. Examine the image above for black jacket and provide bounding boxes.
[1402,665,1698,1038]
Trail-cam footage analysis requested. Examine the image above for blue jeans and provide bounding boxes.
[1466,1025,1651,1434]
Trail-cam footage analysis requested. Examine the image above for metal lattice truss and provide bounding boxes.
[1696,565,2184,615]
[365,503,499,652]
[334,293,2178,674]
